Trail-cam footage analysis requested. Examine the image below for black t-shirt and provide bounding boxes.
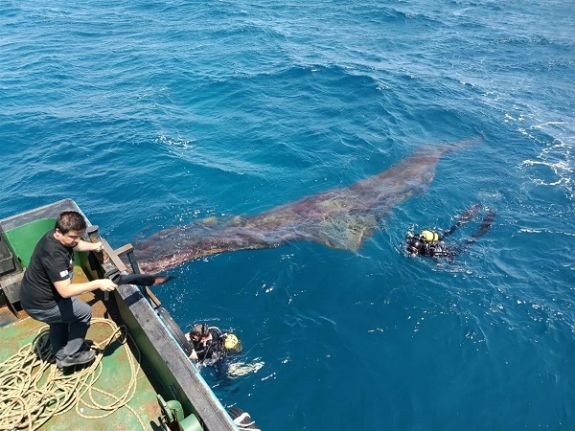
[20,230,74,310]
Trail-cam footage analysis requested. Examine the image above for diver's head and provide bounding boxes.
[405,232,424,255]
[406,236,424,255]
[189,323,211,343]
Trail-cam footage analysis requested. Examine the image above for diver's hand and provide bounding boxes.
[99,279,117,292]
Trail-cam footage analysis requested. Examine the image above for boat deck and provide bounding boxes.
[0,266,163,431]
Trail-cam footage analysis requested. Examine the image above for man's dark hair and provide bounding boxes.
[190,323,210,340]
[55,211,87,234]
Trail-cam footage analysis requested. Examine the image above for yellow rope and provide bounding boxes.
[0,318,147,431]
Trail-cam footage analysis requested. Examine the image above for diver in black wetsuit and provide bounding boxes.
[406,203,496,259]
[186,323,242,368]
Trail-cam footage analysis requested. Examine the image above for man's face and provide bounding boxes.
[192,332,213,345]
[54,229,84,248]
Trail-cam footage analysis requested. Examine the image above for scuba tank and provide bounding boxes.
[223,333,243,354]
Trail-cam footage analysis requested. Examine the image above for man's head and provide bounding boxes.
[54,211,87,248]
[189,323,211,342]
[406,235,424,255]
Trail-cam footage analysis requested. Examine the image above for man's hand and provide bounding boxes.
[73,239,104,252]
[99,279,117,292]
[54,277,117,297]
[92,241,104,252]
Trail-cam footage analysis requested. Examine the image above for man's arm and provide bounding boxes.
[73,240,103,253]
[53,277,116,298]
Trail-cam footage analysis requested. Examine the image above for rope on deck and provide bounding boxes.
[0,318,147,431]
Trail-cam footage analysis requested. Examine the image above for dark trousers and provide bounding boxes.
[23,297,92,363]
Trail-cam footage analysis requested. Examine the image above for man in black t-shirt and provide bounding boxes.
[20,211,117,370]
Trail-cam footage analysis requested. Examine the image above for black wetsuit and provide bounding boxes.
[191,327,227,366]
[407,204,496,259]
[411,237,453,258]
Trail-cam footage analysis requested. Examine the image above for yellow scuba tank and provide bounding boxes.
[420,230,439,242]
[224,333,243,354]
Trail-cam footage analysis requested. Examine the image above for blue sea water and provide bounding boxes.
[1,0,575,430]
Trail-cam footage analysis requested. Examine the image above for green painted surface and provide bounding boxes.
[4,218,56,267]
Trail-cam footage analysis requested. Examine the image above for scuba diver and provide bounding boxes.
[186,323,243,368]
[406,203,496,259]
[227,407,261,431]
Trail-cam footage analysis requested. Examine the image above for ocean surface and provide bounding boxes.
[2,1,574,430]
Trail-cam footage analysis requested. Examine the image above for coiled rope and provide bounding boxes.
[0,318,147,431]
